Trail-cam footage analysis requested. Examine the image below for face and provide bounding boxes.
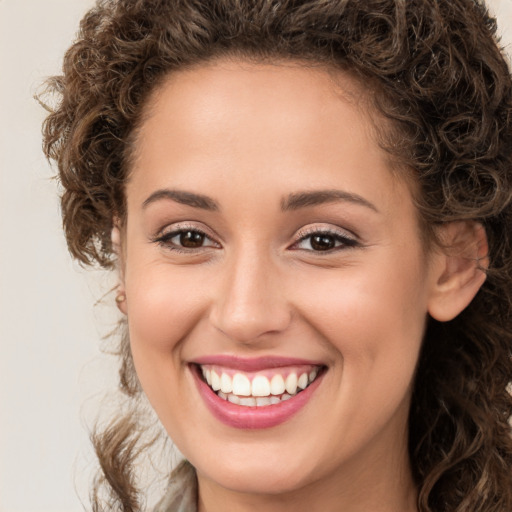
[119,60,438,504]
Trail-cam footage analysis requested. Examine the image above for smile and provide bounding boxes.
[199,365,320,406]
[191,357,326,429]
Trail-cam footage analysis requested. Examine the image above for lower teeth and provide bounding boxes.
[217,391,296,406]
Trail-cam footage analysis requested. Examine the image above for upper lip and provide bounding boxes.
[191,355,325,372]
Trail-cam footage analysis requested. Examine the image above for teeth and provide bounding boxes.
[285,373,298,395]
[297,372,308,390]
[228,394,240,405]
[220,373,232,393]
[200,365,322,406]
[239,397,257,406]
[211,370,221,391]
[218,392,296,407]
[251,375,271,396]
[270,374,286,395]
[232,373,251,396]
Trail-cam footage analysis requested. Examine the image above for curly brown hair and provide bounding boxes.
[42,0,512,510]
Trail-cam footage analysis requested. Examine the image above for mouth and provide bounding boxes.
[190,357,327,429]
[197,364,322,406]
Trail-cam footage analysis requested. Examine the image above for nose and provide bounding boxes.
[209,248,292,344]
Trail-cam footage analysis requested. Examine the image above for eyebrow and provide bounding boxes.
[142,187,377,213]
[142,189,220,211]
[281,189,378,213]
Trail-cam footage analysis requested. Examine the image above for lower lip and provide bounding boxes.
[192,365,325,429]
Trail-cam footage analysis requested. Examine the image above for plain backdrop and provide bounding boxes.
[0,1,511,511]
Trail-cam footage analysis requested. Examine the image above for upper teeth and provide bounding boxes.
[200,365,319,398]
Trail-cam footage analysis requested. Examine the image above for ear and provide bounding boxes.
[428,221,488,322]
[111,221,128,315]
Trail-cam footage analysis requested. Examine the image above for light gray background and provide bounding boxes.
[1,1,511,511]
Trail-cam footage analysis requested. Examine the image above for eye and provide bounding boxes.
[153,227,220,252]
[292,229,359,252]
[174,230,208,248]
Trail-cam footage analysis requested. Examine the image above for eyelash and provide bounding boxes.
[291,227,359,252]
[152,225,219,254]
[152,225,359,254]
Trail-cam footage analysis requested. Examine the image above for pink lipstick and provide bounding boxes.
[191,356,325,429]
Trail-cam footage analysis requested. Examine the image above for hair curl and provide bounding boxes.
[42,0,512,510]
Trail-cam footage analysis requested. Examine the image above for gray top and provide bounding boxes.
[153,460,198,512]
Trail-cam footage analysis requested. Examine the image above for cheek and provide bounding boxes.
[123,262,210,434]
[125,263,208,353]
[122,262,206,407]
[301,252,427,336]
[294,250,428,394]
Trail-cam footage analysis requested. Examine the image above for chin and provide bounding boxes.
[197,458,317,496]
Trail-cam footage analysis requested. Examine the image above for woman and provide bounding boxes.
[42,0,512,510]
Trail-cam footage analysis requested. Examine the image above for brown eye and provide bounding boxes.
[310,234,336,251]
[180,230,205,248]
[293,229,359,252]
[154,227,219,252]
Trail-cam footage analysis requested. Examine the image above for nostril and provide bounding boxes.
[210,308,292,344]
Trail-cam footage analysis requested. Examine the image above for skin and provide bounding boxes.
[115,59,487,512]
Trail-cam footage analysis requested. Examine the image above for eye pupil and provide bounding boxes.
[311,234,335,251]
[180,230,205,248]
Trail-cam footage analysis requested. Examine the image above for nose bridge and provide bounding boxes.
[210,242,291,343]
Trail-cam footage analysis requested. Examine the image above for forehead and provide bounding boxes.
[133,59,376,165]
[147,58,368,111]
[127,59,408,216]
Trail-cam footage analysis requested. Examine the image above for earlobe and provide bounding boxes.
[111,222,128,315]
[427,222,488,322]
[115,291,127,314]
